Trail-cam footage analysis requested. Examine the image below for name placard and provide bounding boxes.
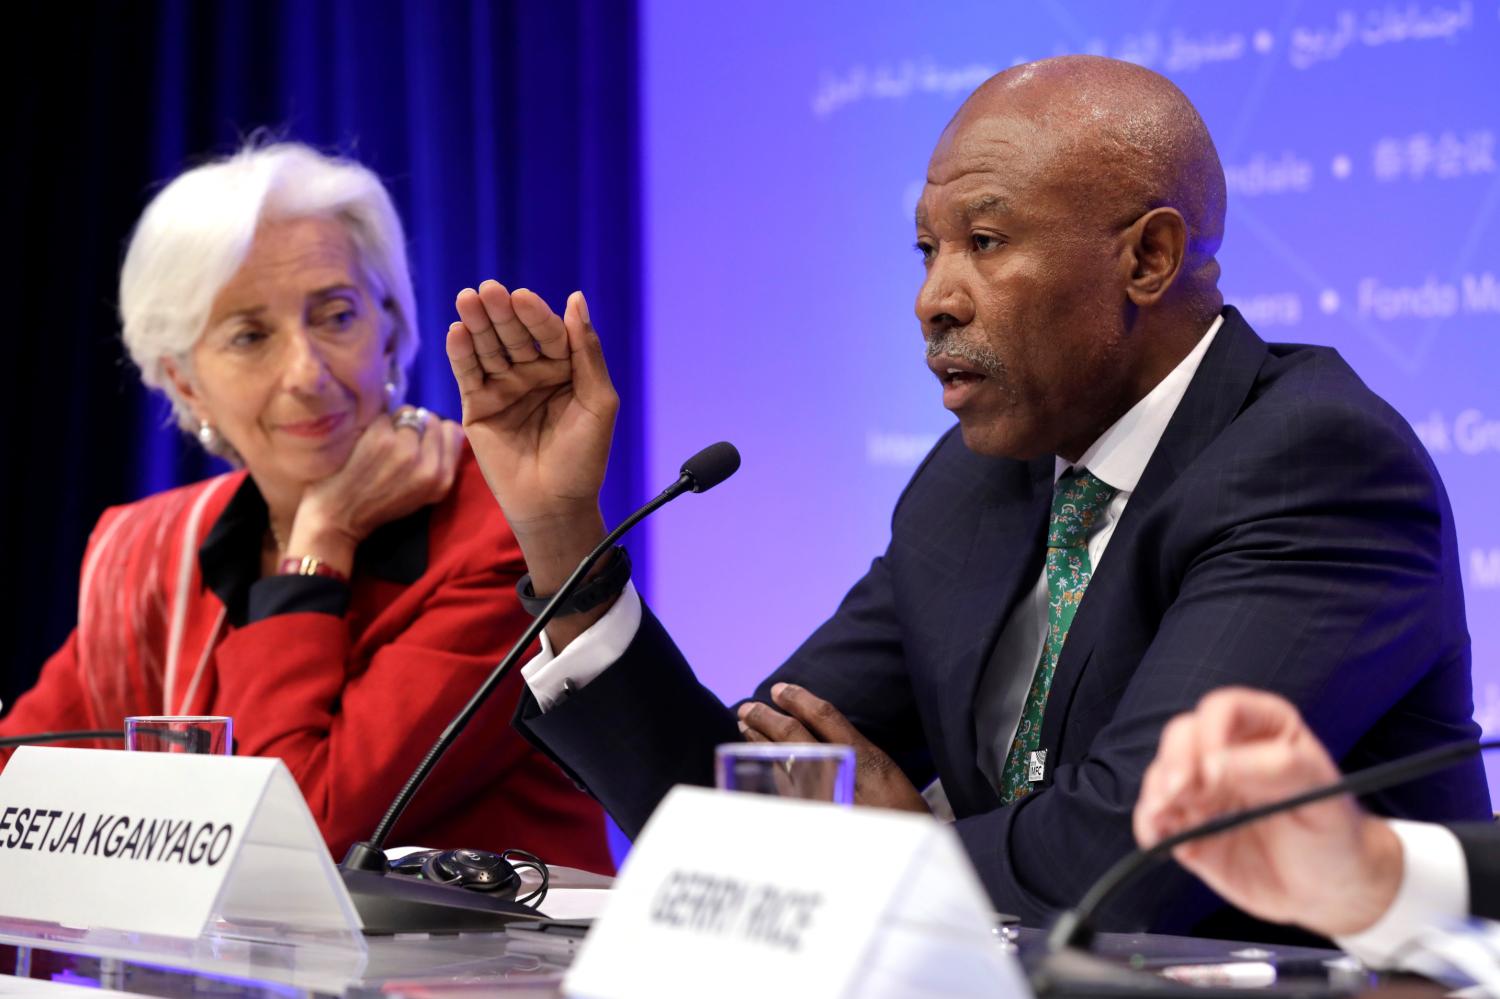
[565,786,1027,999]
[0,747,361,949]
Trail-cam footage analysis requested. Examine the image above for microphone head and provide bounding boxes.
[680,441,741,493]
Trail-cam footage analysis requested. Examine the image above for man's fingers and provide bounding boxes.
[1136,798,1196,848]
[737,701,816,744]
[1137,690,1336,851]
[528,290,572,360]
[1146,712,1204,805]
[1186,692,1342,802]
[1134,761,1175,846]
[770,682,862,745]
[564,291,618,407]
[1193,687,1301,759]
[445,322,491,393]
[510,288,568,364]
[446,315,574,424]
[1134,712,1210,848]
[1202,741,1345,811]
[455,287,513,374]
[1140,739,1346,851]
[1135,759,1210,847]
[1170,838,1222,883]
[478,280,541,363]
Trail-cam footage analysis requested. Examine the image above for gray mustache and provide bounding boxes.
[924,329,1005,378]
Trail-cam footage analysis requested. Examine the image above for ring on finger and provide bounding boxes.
[393,406,431,438]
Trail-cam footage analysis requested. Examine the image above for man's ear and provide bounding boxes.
[1123,207,1188,308]
[162,356,211,425]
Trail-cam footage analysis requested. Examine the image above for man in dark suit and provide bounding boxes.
[444,54,1490,934]
[1134,687,1495,964]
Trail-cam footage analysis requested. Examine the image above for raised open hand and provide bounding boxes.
[447,281,618,536]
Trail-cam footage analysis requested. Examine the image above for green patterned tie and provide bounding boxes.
[998,469,1118,803]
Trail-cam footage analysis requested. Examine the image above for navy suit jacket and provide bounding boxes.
[518,307,1491,934]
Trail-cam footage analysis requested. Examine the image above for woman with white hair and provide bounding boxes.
[0,142,613,873]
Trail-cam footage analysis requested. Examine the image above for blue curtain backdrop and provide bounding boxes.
[0,1,646,718]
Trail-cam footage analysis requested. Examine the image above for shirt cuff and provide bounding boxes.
[520,581,642,712]
[246,575,351,622]
[1336,819,1469,969]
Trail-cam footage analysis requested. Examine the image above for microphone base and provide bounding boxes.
[341,867,542,936]
[1030,947,1186,997]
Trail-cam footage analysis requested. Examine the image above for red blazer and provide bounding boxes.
[0,449,613,874]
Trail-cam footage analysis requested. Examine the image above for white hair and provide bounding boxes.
[119,142,419,441]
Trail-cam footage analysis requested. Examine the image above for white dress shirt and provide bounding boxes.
[521,578,643,711]
[1336,820,1470,969]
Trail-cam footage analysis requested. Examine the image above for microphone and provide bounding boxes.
[680,441,740,493]
[338,442,741,934]
[1043,736,1500,963]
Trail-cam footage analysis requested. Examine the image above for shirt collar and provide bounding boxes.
[198,475,429,624]
[1054,312,1225,492]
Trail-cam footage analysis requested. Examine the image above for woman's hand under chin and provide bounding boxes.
[281,410,465,576]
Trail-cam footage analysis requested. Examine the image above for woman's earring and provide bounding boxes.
[197,420,219,450]
[383,360,400,412]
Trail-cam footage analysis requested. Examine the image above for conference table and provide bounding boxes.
[0,931,1433,999]
[0,866,1442,999]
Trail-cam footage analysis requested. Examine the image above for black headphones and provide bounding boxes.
[388,847,550,907]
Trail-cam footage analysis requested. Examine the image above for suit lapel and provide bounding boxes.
[1037,309,1270,757]
[933,454,1053,811]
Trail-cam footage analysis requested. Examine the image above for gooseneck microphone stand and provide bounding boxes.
[338,442,741,934]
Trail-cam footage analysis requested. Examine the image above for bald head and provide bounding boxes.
[949,55,1226,303]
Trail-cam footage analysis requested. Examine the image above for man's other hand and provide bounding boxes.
[1133,687,1403,937]
[736,683,929,813]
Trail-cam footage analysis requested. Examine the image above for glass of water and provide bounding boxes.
[715,742,855,804]
[125,716,233,755]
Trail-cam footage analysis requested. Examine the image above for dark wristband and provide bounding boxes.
[517,546,631,617]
